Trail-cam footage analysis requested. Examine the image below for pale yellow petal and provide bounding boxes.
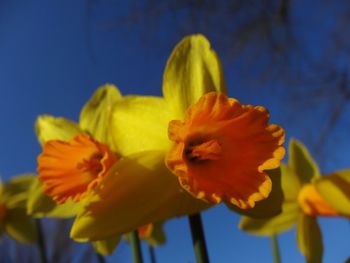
[71,151,210,241]
[314,169,350,216]
[289,139,320,184]
[27,178,79,218]
[4,208,37,244]
[92,235,121,255]
[3,174,35,209]
[35,115,82,145]
[297,213,323,263]
[163,34,227,118]
[239,201,299,236]
[79,84,122,145]
[109,96,172,155]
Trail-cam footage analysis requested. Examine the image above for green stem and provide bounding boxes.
[129,230,144,263]
[148,245,156,263]
[271,234,281,263]
[188,213,210,263]
[35,219,48,263]
[96,252,106,263]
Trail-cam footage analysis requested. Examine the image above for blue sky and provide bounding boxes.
[0,1,349,262]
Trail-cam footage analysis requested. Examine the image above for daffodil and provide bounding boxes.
[240,139,350,263]
[0,175,37,244]
[70,34,285,241]
[29,84,165,255]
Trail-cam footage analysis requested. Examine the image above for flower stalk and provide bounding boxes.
[271,234,281,263]
[129,230,144,263]
[188,213,210,263]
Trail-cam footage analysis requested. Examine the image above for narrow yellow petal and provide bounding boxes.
[3,174,35,209]
[27,178,79,218]
[297,213,323,263]
[71,151,210,241]
[35,115,82,145]
[79,84,122,145]
[92,235,121,255]
[289,139,320,184]
[163,34,227,118]
[4,207,37,244]
[110,96,172,155]
[239,201,299,236]
[314,169,350,216]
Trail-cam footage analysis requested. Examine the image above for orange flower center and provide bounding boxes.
[38,134,119,204]
[166,92,285,209]
[0,203,7,223]
[298,184,338,216]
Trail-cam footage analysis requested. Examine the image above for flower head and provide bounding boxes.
[71,34,285,241]
[166,92,285,208]
[38,134,119,204]
[298,184,338,216]
[0,175,38,244]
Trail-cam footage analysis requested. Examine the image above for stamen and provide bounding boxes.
[0,203,6,222]
[186,139,222,162]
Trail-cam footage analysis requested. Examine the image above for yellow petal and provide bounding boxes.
[80,84,122,145]
[70,151,210,241]
[109,96,172,155]
[92,235,121,256]
[27,178,79,218]
[314,169,350,216]
[280,164,302,201]
[289,139,320,184]
[3,174,35,209]
[239,201,299,236]
[4,207,37,243]
[225,168,283,218]
[297,213,323,263]
[35,115,82,145]
[163,34,227,118]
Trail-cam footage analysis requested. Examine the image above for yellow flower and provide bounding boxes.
[240,139,350,263]
[71,34,285,241]
[0,175,37,244]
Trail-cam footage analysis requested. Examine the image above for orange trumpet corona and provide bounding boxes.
[38,134,119,204]
[166,92,285,209]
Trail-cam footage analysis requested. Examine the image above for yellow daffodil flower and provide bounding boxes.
[29,84,164,255]
[240,139,350,263]
[70,34,285,241]
[0,175,37,244]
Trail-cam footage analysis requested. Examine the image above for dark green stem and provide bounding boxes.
[148,245,156,263]
[129,230,143,263]
[35,219,48,263]
[271,234,281,263]
[188,213,210,263]
[96,252,106,263]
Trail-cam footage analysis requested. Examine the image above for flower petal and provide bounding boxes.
[35,115,82,145]
[110,96,172,155]
[163,34,227,118]
[27,178,79,218]
[92,235,121,256]
[225,168,283,218]
[289,139,320,184]
[3,174,35,209]
[4,207,37,244]
[79,84,122,145]
[239,201,299,236]
[314,170,350,216]
[297,213,323,263]
[70,151,210,241]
